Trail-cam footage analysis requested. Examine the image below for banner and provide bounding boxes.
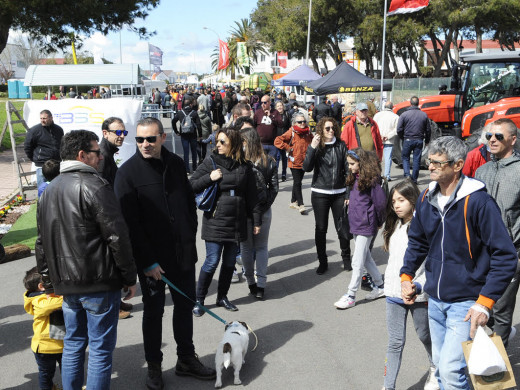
[23,99,143,165]
[149,44,163,65]
[218,39,229,70]
[277,51,288,68]
[237,42,249,67]
[388,0,429,15]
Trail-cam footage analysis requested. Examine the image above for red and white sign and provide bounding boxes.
[388,0,429,15]
[218,40,230,70]
[277,51,288,69]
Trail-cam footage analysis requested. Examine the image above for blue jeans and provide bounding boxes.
[34,352,62,390]
[383,143,393,179]
[62,290,120,390]
[241,209,272,288]
[401,139,423,182]
[428,297,473,390]
[202,241,238,300]
[262,144,278,160]
[181,135,198,173]
[36,167,45,188]
[276,147,287,177]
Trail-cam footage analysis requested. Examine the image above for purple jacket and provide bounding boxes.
[348,176,387,236]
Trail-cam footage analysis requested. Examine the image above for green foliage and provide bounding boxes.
[1,203,38,249]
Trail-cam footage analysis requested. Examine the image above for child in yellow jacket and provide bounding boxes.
[23,266,64,390]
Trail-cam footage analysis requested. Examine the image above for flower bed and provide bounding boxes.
[0,195,30,238]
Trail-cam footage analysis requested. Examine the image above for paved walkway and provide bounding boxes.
[0,144,33,205]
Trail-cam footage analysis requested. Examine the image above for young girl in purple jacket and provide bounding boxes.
[334,148,387,309]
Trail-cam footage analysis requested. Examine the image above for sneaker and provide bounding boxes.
[508,326,517,345]
[424,366,440,390]
[175,354,216,380]
[366,287,385,300]
[120,300,133,311]
[236,253,243,266]
[231,270,241,283]
[119,310,131,320]
[146,361,164,390]
[361,272,375,291]
[289,201,298,209]
[334,294,355,309]
[299,205,306,214]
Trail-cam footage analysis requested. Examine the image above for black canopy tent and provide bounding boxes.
[304,61,392,94]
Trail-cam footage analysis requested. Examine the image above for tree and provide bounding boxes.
[0,0,159,55]
[64,51,94,64]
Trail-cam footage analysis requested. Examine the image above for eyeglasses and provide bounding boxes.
[261,101,270,105]
[107,129,128,136]
[426,158,453,168]
[86,149,101,156]
[218,139,227,145]
[485,132,505,141]
[324,126,334,132]
[296,120,307,124]
[135,136,157,143]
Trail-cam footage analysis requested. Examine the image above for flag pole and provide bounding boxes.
[380,0,388,109]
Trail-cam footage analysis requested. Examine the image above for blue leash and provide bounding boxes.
[160,275,228,325]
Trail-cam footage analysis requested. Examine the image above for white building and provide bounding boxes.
[0,43,28,81]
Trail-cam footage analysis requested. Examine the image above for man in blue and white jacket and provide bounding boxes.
[400,136,517,390]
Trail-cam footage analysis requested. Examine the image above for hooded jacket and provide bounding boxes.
[400,176,517,309]
[475,150,520,255]
[35,161,137,295]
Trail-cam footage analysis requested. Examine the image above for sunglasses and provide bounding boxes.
[324,126,334,132]
[135,136,157,143]
[218,139,227,145]
[261,101,270,104]
[296,120,307,124]
[86,149,101,156]
[107,129,128,136]
[485,132,505,141]
[426,158,453,168]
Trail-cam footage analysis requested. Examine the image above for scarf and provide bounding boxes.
[292,124,310,134]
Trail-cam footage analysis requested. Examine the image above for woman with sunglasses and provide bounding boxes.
[303,117,352,274]
[190,128,260,315]
[274,112,313,214]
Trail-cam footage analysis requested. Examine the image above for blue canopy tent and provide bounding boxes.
[271,64,321,87]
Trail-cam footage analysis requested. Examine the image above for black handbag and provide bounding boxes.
[195,157,218,212]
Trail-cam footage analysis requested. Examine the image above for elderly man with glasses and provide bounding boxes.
[475,118,520,349]
[254,94,283,159]
[400,136,517,390]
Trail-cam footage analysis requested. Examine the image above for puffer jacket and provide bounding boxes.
[475,150,520,255]
[24,123,64,166]
[274,127,313,169]
[35,161,137,295]
[198,110,213,139]
[190,151,260,242]
[303,137,348,193]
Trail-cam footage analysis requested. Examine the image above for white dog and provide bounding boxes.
[215,321,250,388]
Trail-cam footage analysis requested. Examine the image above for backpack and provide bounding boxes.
[180,110,196,134]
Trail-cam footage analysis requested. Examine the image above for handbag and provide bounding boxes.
[195,157,218,212]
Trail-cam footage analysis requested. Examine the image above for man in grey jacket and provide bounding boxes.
[475,118,520,347]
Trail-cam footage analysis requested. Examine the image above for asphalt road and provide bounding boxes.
[2,135,520,390]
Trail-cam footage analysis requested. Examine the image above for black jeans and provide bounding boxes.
[197,140,207,162]
[181,135,198,173]
[290,168,305,206]
[34,352,62,390]
[311,191,351,262]
[139,264,196,363]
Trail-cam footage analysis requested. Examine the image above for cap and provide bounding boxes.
[356,102,368,111]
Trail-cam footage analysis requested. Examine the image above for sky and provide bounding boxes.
[9,1,258,75]
[80,1,258,75]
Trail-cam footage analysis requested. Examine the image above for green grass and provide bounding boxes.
[0,100,26,150]
[1,203,37,249]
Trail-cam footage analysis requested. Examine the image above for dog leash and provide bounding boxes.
[160,275,228,325]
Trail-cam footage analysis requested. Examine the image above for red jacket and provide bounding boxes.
[274,127,313,169]
[341,115,383,160]
[462,144,489,178]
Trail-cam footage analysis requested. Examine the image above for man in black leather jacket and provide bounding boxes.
[35,130,137,389]
[115,117,216,389]
[24,110,63,188]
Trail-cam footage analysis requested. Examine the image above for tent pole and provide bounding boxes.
[380,0,388,108]
[303,0,312,105]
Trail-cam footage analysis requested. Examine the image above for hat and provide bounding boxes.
[356,102,368,111]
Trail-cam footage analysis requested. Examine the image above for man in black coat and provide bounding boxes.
[330,95,343,124]
[24,109,64,187]
[114,117,215,389]
[312,95,332,124]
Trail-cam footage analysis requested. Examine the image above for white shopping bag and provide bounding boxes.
[467,327,507,376]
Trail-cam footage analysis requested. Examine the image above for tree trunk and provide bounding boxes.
[476,29,482,53]
[399,48,410,76]
[310,57,320,73]
[433,27,454,77]
[321,55,328,73]
[389,49,399,77]
[410,46,420,76]
[0,19,10,56]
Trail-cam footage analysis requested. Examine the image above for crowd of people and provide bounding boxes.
[21,88,520,390]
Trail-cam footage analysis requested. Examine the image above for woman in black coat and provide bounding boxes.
[211,93,225,127]
[190,127,260,314]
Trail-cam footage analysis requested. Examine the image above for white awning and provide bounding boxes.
[24,64,141,86]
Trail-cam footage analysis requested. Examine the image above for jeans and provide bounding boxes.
[36,167,45,188]
[201,241,238,299]
[197,140,207,163]
[139,265,196,363]
[262,144,278,160]
[401,139,423,182]
[276,147,288,178]
[347,235,383,297]
[181,135,198,173]
[34,352,62,390]
[384,301,433,390]
[428,297,473,390]
[383,143,393,179]
[311,192,350,263]
[62,290,120,390]
[290,168,305,206]
[241,209,272,288]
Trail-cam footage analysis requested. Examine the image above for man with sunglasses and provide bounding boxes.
[475,118,520,348]
[254,94,283,159]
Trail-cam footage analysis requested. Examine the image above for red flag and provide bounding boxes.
[218,40,229,70]
[388,0,429,15]
[277,51,288,68]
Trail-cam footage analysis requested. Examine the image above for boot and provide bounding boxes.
[248,283,258,296]
[216,265,235,303]
[146,361,164,390]
[256,287,264,300]
[175,354,216,380]
[193,270,214,317]
[192,299,205,317]
[341,249,352,271]
[316,259,328,275]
